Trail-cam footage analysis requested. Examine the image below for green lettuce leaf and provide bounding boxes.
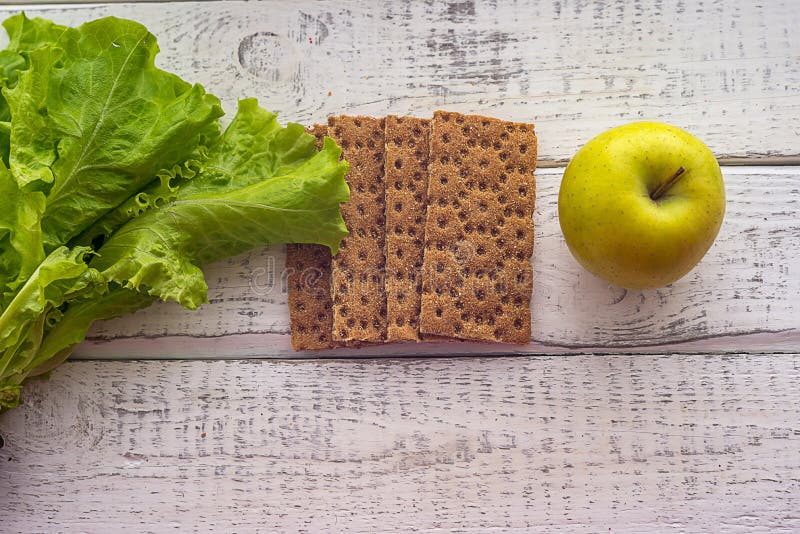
[0,13,70,165]
[91,98,349,309]
[4,16,223,250]
[0,245,104,410]
[0,161,45,306]
[70,142,208,250]
[0,50,23,164]
[0,48,24,116]
[0,15,351,413]
[27,287,155,380]
[3,13,69,54]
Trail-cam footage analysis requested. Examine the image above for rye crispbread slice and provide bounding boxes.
[419,111,537,344]
[384,116,431,342]
[286,124,336,350]
[286,242,335,350]
[306,123,327,149]
[328,116,388,343]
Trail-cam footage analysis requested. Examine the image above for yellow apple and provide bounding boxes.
[558,122,725,289]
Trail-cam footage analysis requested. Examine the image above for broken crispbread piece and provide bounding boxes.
[384,115,431,342]
[328,116,388,343]
[420,111,537,344]
[306,123,327,151]
[286,124,335,351]
[286,242,335,350]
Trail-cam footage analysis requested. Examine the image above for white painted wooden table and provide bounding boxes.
[1,1,799,532]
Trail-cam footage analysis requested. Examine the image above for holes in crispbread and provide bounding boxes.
[420,111,536,344]
[329,116,388,343]
[331,113,535,345]
[287,243,334,350]
[385,116,431,341]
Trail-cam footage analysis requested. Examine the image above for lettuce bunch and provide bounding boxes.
[0,14,349,410]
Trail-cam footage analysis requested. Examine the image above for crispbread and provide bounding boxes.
[419,111,537,344]
[286,124,335,350]
[286,243,335,350]
[306,123,327,150]
[328,116,388,343]
[384,116,430,342]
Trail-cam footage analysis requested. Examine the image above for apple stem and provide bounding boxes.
[650,166,687,201]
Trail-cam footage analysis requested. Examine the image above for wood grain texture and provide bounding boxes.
[0,355,798,532]
[1,2,797,531]
[75,166,800,358]
[0,0,797,163]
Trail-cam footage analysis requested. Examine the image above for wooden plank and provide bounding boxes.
[1,355,798,532]
[0,0,797,162]
[75,166,800,358]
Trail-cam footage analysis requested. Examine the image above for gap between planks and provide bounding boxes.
[538,156,800,169]
[1,1,798,162]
